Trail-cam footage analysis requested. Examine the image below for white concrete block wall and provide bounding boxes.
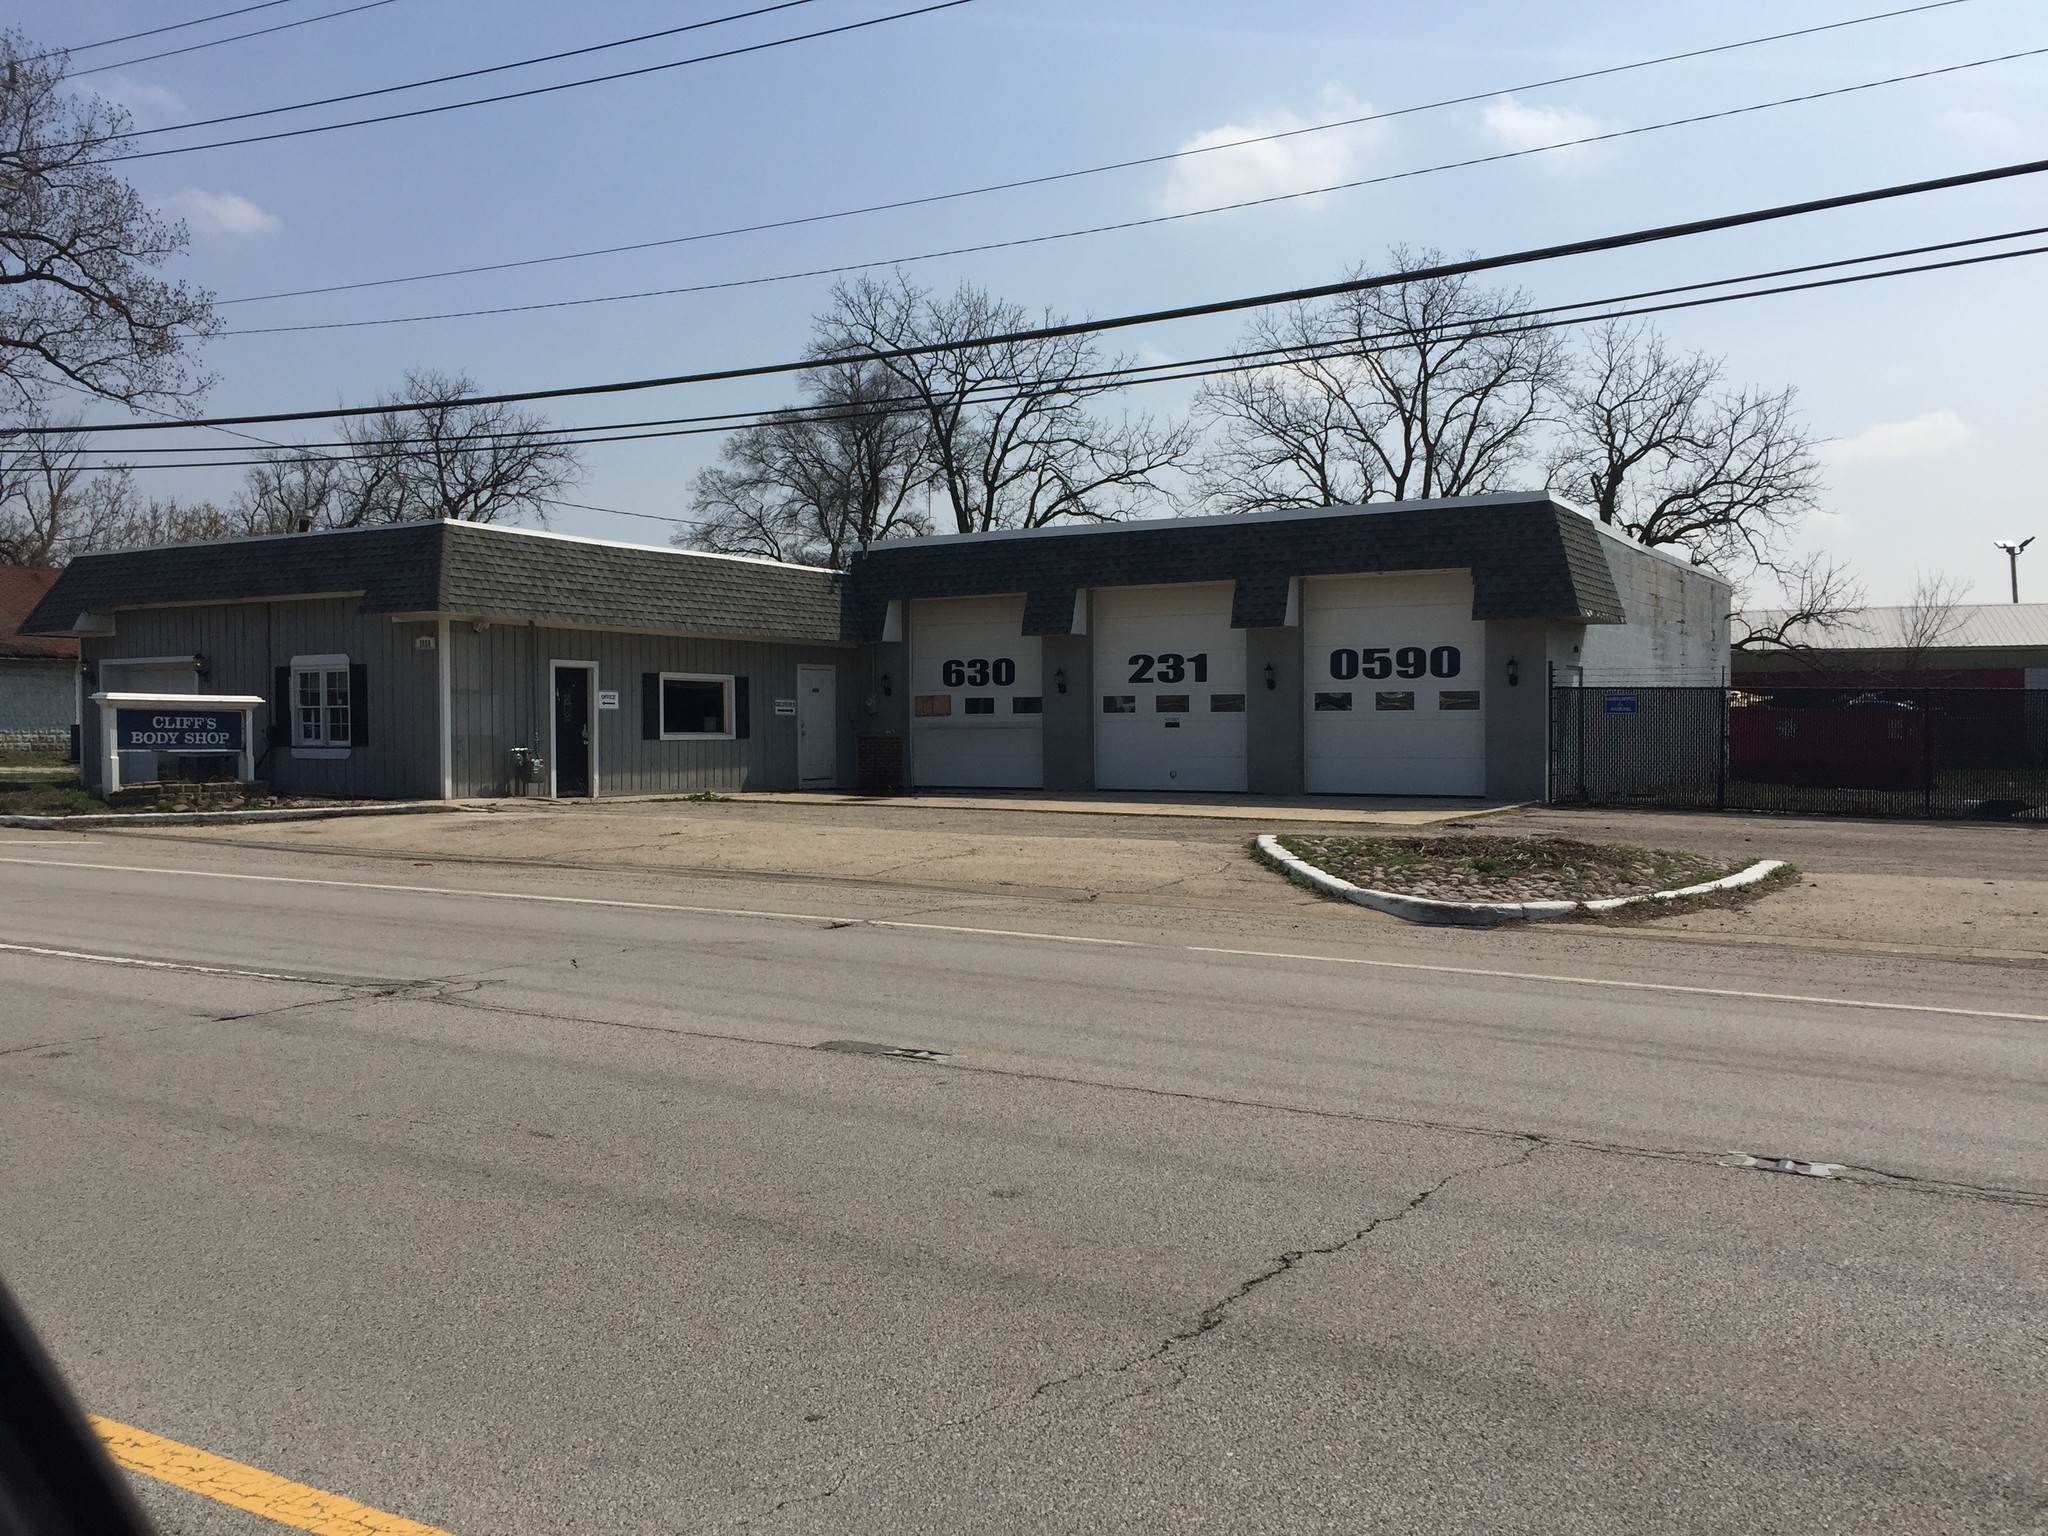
[1576,529,1732,684]
[0,661,76,751]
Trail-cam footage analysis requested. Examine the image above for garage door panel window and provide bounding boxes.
[1314,692,1353,712]
[1209,694,1245,712]
[1155,694,1190,713]
[660,674,734,739]
[1439,690,1482,710]
[1103,695,1137,713]
[1011,696,1043,714]
[1375,691,1416,711]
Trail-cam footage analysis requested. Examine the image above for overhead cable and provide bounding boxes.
[98,0,977,162]
[31,154,2048,437]
[58,227,2048,469]
[83,224,2048,458]
[98,0,822,129]
[216,0,1988,307]
[67,0,405,79]
[214,47,2048,336]
[31,0,303,60]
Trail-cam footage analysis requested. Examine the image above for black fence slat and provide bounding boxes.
[1550,685,2048,820]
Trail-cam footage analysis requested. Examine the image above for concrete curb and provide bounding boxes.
[0,802,459,831]
[1253,834,1788,927]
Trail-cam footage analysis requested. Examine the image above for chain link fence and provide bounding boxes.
[1550,684,2048,819]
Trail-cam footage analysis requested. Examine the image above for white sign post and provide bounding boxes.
[90,691,266,795]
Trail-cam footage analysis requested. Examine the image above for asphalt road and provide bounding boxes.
[1,830,2043,1534]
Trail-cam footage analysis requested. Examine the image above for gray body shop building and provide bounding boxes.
[22,494,1728,802]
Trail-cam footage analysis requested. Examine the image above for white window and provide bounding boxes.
[659,673,734,740]
[291,654,352,747]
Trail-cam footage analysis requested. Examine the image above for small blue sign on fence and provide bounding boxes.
[1602,693,1639,716]
[115,708,245,753]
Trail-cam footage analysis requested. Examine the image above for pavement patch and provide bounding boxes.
[91,1415,451,1536]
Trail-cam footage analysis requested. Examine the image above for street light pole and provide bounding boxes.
[1994,537,2034,603]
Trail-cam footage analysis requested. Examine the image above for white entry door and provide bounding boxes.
[1093,583,1247,792]
[909,595,1043,788]
[1303,571,1487,795]
[797,665,837,787]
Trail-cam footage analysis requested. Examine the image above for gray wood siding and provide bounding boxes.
[449,622,854,796]
[81,599,440,799]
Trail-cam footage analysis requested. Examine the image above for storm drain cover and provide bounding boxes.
[815,1040,951,1062]
[1726,1152,1844,1178]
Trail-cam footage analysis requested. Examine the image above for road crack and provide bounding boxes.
[737,1140,1540,1526]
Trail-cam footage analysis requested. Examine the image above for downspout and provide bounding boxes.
[437,616,453,800]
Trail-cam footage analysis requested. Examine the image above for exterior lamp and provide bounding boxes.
[1053,667,1068,694]
[880,672,893,697]
[1263,662,1277,690]
[1506,658,1520,687]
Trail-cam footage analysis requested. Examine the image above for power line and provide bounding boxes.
[98,0,977,163]
[215,0,1987,307]
[32,0,303,60]
[30,154,2048,438]
[59,227,2048,470]
[101,0,824,132]
[213,47,2048,337]
[66,0,405,79]
[79,225,2048,459]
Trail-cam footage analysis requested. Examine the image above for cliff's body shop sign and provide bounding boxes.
[116,708,245,753]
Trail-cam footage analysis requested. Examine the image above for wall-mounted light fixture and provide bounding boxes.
[879,672,893,697]
[1506,657,1521,687]
[1053,667,1068,694]
[193,652,209,683]
[1263,661,1277,690]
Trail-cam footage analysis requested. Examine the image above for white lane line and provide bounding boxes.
[2,855,2040,1024]
[0,939,344,986]
[1185,946,2048,1023]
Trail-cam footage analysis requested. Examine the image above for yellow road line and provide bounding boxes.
[90,1415,452,1536]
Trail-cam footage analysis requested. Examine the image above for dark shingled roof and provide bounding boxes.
[22,521,846,643]
[0,566,77,659]
[843,494,1627,639]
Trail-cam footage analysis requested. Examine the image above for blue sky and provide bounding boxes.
[23,0,2048,601]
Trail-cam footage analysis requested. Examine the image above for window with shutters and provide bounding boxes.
[290,655,353,747]
[659,673,735,739]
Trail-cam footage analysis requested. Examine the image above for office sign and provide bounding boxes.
[115,708,245,753]
[597,690,621,711]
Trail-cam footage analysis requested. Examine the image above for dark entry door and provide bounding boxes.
[554,666,591,797]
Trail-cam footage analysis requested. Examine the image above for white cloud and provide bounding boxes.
[1480,95,1603,154]
[1823,409,1975,466]
[89,74,188,128]
[164,188,282,237]
[1152,86,1379,218]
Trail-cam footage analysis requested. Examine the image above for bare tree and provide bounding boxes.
[1547,320,1824,580]
[1888,570,1972,679]
[0,416,128,562]
[816,273,1190,534]
[0,32,218,413]
[682,360,932,567]
[238,449,346,533]
[1195,248,1565,513]
[1730,551,1868,654]
[333,370,582,524]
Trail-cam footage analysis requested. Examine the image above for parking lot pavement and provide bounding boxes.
[58,792,2048,965]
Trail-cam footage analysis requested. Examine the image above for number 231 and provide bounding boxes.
[1128,652,1208,683]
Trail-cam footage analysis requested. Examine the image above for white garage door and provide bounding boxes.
[1093,583,1247,792]
[909,595,1043,788]
[1304,572,1487,795]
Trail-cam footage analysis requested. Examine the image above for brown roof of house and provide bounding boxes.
[0,566,77,660]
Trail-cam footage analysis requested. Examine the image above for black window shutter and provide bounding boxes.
[733,675,750,740]
[272,666,290,746]
[349,663,369,747]
[642,673,661,739]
